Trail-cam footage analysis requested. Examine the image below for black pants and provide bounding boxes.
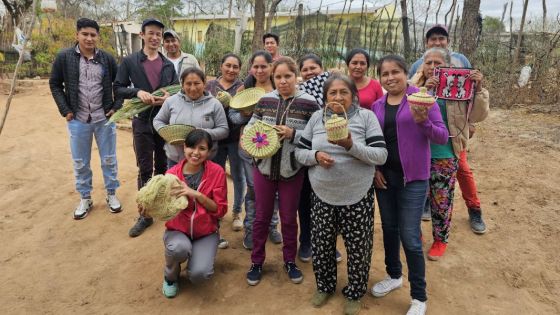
[311,186,375,300]
[298,170,312,246]
[132,117,167,190]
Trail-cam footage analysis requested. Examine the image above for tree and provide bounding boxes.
[458,0,481,61]
[400,0,411,60]
[513,0,529,67]
[483,16,505,34]
[251,0,266,52]
[1,0,34,26]
[136,0,184,28]
[265,0,282,33]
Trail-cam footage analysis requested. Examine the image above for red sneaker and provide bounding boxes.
[427,241,447,261]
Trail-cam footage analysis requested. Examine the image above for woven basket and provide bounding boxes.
[136,174,188,221]
[158,124,195,145]
[324,102,349,141]
[230,87,266,111]
[216,91,232,108]
[408,87,435,111]
[241,120,282,159]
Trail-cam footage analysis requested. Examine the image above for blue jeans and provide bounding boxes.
[376,168,427,302]
[240,150,278,232]
[67,119,119,198]
[212,141,245,213]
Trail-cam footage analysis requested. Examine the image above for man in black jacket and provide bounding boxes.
[114,18,179,237]
[49,18,122,220]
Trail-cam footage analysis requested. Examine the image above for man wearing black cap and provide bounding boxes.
[408,24,472,78]
[410,24,488,235]
[114,18,179,237]
[162,29,200,77]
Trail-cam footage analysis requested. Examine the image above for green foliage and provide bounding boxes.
[483,16,505,34]
[202,23,234,77]
[136,0,184,29]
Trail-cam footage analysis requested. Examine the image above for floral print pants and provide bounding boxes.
[429,158,459,243]
[310,186,375,300]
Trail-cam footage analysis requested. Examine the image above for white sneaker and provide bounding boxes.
[74,199,93,220]
[406,299,427,315]
[106,194,122,213]
[232,213,243,231]
[371,275,403,297]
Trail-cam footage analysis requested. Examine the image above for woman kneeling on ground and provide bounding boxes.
[140,129,228,298]
[296,73,387,315]
[245,57,320,286]
[411,47,489,260]
[370,55,448,315]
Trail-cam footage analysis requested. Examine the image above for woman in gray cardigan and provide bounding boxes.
[153,67,229,168]
[295,73,387,315]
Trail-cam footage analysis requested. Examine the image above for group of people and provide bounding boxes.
[50,17,490,315]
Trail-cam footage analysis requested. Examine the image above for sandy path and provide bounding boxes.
[0,81,558,314]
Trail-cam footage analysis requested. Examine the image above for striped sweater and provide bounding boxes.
[246,89,320,180]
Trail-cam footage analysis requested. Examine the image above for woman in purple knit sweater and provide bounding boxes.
[369,55,448,315]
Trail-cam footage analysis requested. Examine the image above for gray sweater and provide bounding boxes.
[153,92,229,162]
[295,104,388,205]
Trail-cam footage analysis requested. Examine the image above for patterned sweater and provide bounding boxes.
[246,89,320,180]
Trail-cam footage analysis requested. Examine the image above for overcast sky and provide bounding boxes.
[318,0,560,20]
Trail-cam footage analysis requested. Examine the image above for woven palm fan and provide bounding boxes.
[158,124,195,145]
[241,120,282,159]
[408,87,436,111]
[136,174,188,221]
[230,87,266,112]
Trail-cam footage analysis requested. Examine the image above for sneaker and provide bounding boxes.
[243,231,253,250]
[468,208,487,234]
[427,240,447,261]
[268,228,282,244]
[371,275,403,297]
[406,299,427,315]
[218,238,229,249]
[284,261,303,284]
[128,216,153,237]
[298,244,312,263]
[106,194,122,213]
[162,279,178,298]
[311,291,333,307]
[343,299,361,315]
[232,213,243,231]
[336,249,343,263]
[246,263,262,286]
[421,206,431,221]
[74,198,93,220]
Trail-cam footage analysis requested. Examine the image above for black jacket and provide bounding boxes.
[49,47,120,117]
[114,50,179,121]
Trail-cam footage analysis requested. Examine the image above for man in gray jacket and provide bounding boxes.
[162,29,200,76]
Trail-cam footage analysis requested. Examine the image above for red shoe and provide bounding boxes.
[427,241,447,261]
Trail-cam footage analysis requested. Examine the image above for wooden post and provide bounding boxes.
[513,0,529,67]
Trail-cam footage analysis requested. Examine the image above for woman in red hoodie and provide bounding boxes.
[141,129,227,298]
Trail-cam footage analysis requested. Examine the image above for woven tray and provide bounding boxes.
[136,174,188,221]
[158,124,195,145]
[241,120,282,159]
[230,87,266,111]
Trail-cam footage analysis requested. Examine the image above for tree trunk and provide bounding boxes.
[542,0,547,33]
[447,0,457,32]
[251,0,266,52]
[410,0,417,56]
[513,0,529,67]
[265,0,282,33]
[295,3,303,54]
[422,0,432,51]
[509,1,513,58]
[459,0,481,61]
[233,0,248,54]
[400,0,411,60]
[435,0,443,25]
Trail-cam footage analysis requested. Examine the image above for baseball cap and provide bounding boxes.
[163,29,180,40]
[426,24,449,39]
[141,18,165,31]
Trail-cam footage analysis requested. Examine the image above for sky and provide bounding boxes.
[317,0,560,19]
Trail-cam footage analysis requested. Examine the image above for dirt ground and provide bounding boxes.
[1,80,559,315]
